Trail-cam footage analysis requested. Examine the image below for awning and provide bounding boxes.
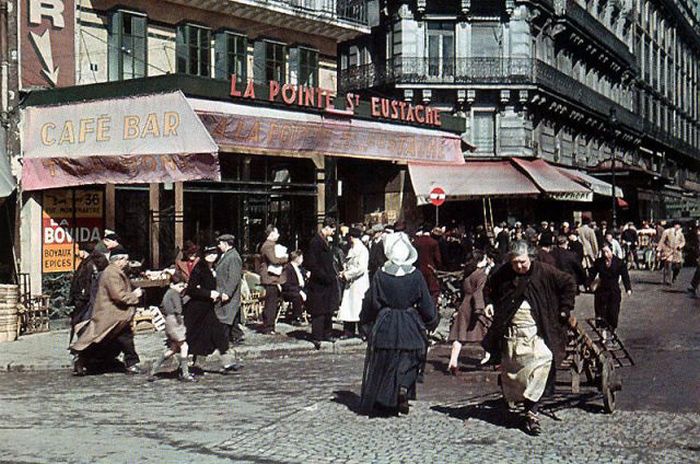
[21,91,220,191]
[190,98,465,165]
[557,166,623,198]
[409,160,541,205]
[511,158,592,202]
[409,157,595,205]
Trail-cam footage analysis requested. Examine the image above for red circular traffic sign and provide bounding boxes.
[429,187,446,206]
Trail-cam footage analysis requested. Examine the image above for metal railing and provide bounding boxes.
[266,0,368,25]
[339,57,643,130]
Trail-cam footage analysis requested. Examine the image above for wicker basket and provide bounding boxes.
[0,285,20,343]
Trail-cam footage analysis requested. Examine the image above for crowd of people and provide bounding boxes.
[66,215,700,436]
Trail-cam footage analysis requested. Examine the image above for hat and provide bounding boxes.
[371,224,385,234]
[203,245,218,255]
[382,232,418,276]
[217,234,235,242]
[183,241,199,257]
[109,246,129,259]
[104,232,120,242]
[348,227,362,239]
[431,227,443,237]
[539,235,553,246]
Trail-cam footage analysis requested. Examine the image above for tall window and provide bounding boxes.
[215,32,247,81]
[176,24,211,77]
[298,47,319,86]
[427,22,454,77]
[472,110,495,154]
[471,23,502,58]
[108,11,147,81]
[265,41,286,83]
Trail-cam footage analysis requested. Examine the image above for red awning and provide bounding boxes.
[511,158,592,201]
[408,160,541,205]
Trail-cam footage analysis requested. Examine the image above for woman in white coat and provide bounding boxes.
[338,227,370,338]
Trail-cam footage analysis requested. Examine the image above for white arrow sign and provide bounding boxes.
[29,30,59,86]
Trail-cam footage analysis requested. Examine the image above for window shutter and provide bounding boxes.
[214,32,227,80]
[133,15,147,78]
[176,25,186,73]
[253,41,266,83]
[288,47,299,84]
[108,11,122,81]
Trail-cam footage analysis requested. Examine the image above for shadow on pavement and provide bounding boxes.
[332,390,364,414]
[431,397,522,431]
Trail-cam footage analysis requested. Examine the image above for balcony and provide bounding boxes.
[561,1,636,69]
[339,57,643,131]
[166,0,370,41]
[642,120,699,161]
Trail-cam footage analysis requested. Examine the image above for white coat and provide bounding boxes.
[337,240,370,322]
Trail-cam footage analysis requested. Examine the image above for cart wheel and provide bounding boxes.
[601,354,618,413]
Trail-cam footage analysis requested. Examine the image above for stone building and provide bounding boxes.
[339,0,700,222]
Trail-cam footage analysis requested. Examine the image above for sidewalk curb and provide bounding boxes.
[1,337,367,373]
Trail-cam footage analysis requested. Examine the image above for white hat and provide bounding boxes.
[382,232,418,276]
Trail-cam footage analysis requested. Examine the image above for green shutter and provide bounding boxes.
[108,11,122,81]
[133,15,147,78]
[253,41,266,84]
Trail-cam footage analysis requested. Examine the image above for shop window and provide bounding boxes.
[108,11,147,81]
[427,21,454,77]
[215,31,247,81]
[176,24,211,77]
[472,110,495,154]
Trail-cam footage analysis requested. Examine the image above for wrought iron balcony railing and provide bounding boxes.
[339,57,642,130]
[280,0,368,25]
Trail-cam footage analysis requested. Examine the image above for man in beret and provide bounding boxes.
[71,246,144,375]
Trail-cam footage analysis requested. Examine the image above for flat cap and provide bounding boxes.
[217,234,235,242]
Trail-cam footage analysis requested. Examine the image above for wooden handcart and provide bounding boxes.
[562,317,635,413]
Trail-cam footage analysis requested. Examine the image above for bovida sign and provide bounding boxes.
[20,0,75,88]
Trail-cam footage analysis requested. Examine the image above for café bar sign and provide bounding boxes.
[22,91,220,190]
[230,75,442,128]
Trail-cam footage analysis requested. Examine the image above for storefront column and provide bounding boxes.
[385,169,406,224]
[174,182,183,252]
[313,155,325,225]
[149,183,160,269]
[19,192,42,296]
[324,156,338,221]
[105,184,115,230]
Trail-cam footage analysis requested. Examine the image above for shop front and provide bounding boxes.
[19,74,466,296]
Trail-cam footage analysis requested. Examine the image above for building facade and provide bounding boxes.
[339,0,700,222]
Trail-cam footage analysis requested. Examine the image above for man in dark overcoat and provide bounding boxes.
[414,227,442,306]
[305,217,339,348]
[550,235,587,288]
[483,240,576,436]
[215,234,243,343]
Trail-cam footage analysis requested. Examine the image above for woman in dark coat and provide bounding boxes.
[588,243,632,338]
[447,250,491,374]
[359,232,439,416]
[183,246,229,360]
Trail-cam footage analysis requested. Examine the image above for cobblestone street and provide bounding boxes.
[0,269,698,463]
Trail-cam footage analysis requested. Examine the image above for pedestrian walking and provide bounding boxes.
[257,225,289,334]
[367,224,387,280]
[215,234,244,343]
[68,246,108,344]
[175,241,200,282]
[588,244,632,340]
[305,217,340,349]
[70,246,144,376]
[414,226,442,306]
[359,232,439,416]
[184,246,240,375]
[337,227,370,339]
[657,221,686,285]
[482,240,576,435]
[578,217,599,278]
[148,272,196,382]
[447,250,491,374]
[550,235,587,289]
[281,250,308,325]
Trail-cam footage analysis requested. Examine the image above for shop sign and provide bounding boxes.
[42,189,104,273]
[22,91,220,190]
[230,75,442,128]
[199,113,463,164]
[20,0,75,88]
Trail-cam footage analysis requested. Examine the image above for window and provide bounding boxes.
[471,23,502,58]
[265,41,286,83]
[176,24,211,77]
[297,47,319,86]
[472,110,495,154]
[108,11,147,81]
[215,32,247,81]
[427,22,454,77]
